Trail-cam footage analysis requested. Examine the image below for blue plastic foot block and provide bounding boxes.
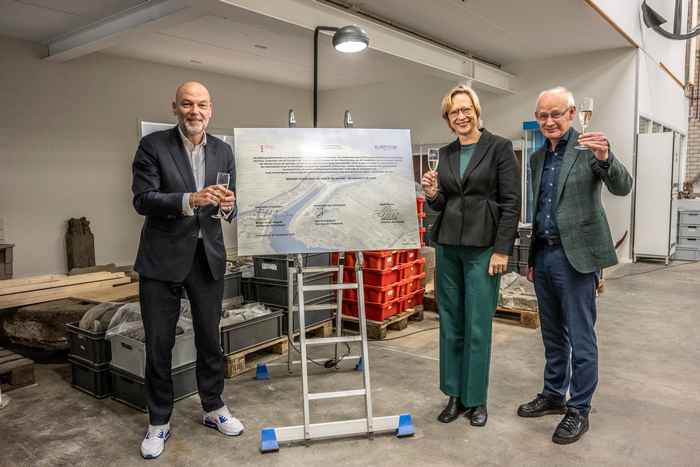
[255,362,270,380]
[396,413,415,438]
[355,358,364,371]
[260,428,279,452]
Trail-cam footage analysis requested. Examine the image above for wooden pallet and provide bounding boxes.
[342,305,424,340]
[494,306,539,329]
[224,320,333,379]
[0,347,35,392]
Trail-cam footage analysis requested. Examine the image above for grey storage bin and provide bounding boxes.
[223,271,242,299]
[65,322,111,365]
[679,210,700,225]
[253,253,331,281]
[673,246,700,261]
[109,332,195,379]
[679,224,699,237]
[110,363,196,412]
[220,309,284,355]
[281,306,334,334]
[678,236,700,247]
[242,272,334,307]
[70,356,112,399]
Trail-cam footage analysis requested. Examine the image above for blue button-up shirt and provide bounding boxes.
[535,128,571,240]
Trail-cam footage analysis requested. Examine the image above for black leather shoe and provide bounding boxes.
[469,405,488,427]
[437,397,465,423]
[517,393,566,418]
[552,408,589,445]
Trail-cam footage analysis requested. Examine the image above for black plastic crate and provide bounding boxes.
[110,362,197,412]
[70,356,112,399]
[281,307,334,334]
[242,272,334,307]
[223,271,242,299]
[253,253,330,281]
[65,322,111,365]
[220,309,284,355]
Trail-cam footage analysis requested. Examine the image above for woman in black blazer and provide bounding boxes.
[422,85,520,427]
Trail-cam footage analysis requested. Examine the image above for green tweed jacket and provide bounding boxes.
[528,129,633,274]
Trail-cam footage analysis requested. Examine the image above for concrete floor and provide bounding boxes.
[1,261,699,467]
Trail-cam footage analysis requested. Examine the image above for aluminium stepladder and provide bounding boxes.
[259,251,414,452]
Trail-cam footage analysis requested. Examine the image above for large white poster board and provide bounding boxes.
[235,128,420,256]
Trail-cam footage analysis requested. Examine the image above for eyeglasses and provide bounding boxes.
[535,107,571,122]
[448,107,475,119]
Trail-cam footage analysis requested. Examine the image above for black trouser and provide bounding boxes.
[139,240,225,425]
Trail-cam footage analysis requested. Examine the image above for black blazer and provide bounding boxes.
[132,126,236,282]
[426,129,521,255]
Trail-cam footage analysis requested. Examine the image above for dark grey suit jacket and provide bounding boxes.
[527,128,633,274]
[427,129,521,255]
[132,126,236,282]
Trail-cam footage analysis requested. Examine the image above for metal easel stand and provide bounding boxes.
[259,252,414,452]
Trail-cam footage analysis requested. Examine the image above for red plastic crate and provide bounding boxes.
[403,272,426,296]
[404,288,425,309]
[398,258,425,280]
[342,298,401,321]
[345,266,402,287]
[362,250,400,270]
[398,248,420,264]
[343,281,400,303]
[331,252,356,267]
[332,251,399,269]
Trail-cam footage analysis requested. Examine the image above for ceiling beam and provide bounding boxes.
[45,0,205,62]
[217,0,515,94]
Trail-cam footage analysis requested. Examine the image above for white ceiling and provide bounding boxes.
[0,0,147,42]
[330,0,631,65]
[0,0,633,90]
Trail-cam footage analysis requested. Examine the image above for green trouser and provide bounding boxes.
[437,244,501,407]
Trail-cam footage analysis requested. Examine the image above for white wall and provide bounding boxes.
[320,48,639,259]
[318,75,459,144]
[0,36,312,277]
[592,0,688,79]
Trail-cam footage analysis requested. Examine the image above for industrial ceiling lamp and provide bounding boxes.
[314,25,370,127]
[332,25,370,53]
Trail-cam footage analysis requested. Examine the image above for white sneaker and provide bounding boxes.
[203,406,244,436]
[140,423,170,459]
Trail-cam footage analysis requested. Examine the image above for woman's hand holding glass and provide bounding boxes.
[421,171,438,199]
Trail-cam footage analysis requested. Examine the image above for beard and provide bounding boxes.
[181,118,208,136]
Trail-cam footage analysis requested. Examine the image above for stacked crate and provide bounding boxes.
[242,253,335,332]
[65,322,113,399]
[674,210,700,260]
[339,250,426,322]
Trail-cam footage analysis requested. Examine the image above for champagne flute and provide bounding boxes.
[575,97,594,150]
[211,172,231,219]
[427,148,439,172]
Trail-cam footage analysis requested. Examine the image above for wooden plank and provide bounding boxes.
[0,276,131,309]
[0,350,13,358]
[0,354,24,366]
[0,272,124,296]
[70,282,139,303]
[0,275,64,289]
[0,357,35,391]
